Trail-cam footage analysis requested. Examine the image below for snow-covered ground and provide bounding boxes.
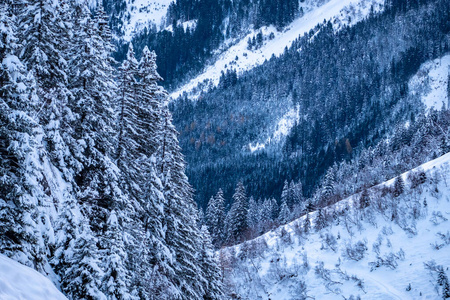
[248,105,300,152]
[223,152,450,299]
[123,0,173,41]
[0,254,67,300]
[409,54,450,113]
[170,0,384,100]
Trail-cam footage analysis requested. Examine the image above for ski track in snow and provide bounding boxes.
[362,274,405,300]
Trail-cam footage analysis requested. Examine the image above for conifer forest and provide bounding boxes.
[1,0,450,299]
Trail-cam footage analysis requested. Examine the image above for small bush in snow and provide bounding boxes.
[430,211,448,225]
[342,240,367,261]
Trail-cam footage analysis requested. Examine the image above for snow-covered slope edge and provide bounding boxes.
[409,54,450,113]
[0,254,67,300]
[221,152,450,299]
[171,0,384,100]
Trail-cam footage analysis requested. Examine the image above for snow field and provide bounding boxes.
[0,254,67,300]
[409,54,450,113]
[123,0,173,40]
[224,153,450,299]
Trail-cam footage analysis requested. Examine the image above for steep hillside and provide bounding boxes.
[172,0,450,209]
[221,153,450,299]
[170,0,384,99]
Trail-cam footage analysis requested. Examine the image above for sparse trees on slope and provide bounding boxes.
[393,176,405,197]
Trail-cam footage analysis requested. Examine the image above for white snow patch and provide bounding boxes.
[0,254,67,300]
[248,105,300,152]
[165,19,197,32]
[249,142,266,153]
[409,54,450,113]
[170,0,384,100]
[123,0,174,41]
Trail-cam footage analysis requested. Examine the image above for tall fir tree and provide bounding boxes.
[206,189,226,247]
[198,225,224,300]
[246,196,260,233]
[19,0,77,175]
[225,181,248,244]
[61,221,106,300]
[100,211,131,300]
[278,199,291,225]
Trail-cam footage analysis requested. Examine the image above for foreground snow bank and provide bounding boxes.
[0,254,67,300]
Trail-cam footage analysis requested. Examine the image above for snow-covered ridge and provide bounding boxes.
[0,254,67,300]
[170,0,384,100]
[222,152,450,299]
[409,54,450,113]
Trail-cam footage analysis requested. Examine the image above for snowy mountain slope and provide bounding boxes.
[0,254,67,300]
[221,153,450,299]
[122,0,173,40]
[248,105,300,152]
[409,54,450,112]
[170,0,384,100]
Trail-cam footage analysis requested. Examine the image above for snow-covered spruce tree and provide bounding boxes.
[247,196,261,235]
[199,225,224,300]
[159,108,207,299]
[0,3,46,271]
[206,189,226,247]
[289,180,298,209]
[154,59,223,297]
[225,181,248,244]
[280,180,296,209]
[278,199,291,225]
[100,211,130,300]
[281,180,291,208]
[18,0,77,174]
[136,164,176,299]
[65,1,123,231]
[260,197,278,232]
[116,44,140,193]
[320,167,337,206]
[129,47,176,299]
[61,221,106,300]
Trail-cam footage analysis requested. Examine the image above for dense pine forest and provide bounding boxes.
[0,1,222,299]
